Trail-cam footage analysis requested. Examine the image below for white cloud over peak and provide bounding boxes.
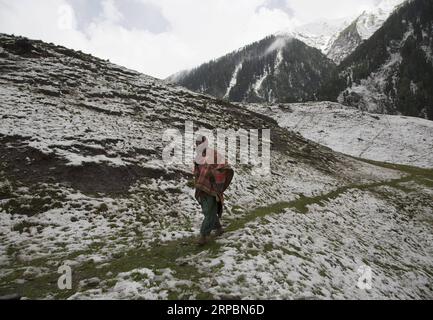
[0,0,384,78]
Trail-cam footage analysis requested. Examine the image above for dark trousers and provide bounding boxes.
[200,195,222,237]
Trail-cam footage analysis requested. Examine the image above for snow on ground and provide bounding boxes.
[0,34,431,300]
[244,102,433,169]
[180,184,433,300]
[69,268,188,300]
[73,179,433,300]
[0,34,359,294]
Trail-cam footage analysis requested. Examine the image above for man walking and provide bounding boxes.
[194,135,234,246]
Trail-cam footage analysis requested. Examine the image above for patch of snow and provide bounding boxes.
[410,81,418,94]
[69,267,193,300]
[54,149,128,167]
[223,63,243,99]
[274,49,284,73]
[421,45,433,66]
[253,69,269,97]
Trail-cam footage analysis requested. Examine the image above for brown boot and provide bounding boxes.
[197,236,209,246]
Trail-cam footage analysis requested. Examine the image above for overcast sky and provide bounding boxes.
[0,0,381,78]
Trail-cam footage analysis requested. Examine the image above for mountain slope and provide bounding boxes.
[327,0,407,64]
[326,18,364,64]
[0,34,432,300]
[167,36,337,104]
[274,0,406,64]
[321,0,433,120]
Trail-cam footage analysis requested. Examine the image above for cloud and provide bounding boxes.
[0,0,382,79]
[256,0,294,17]
[265,35,293,55]
[65,0,104,30]
[115,0,171,33]
[66,0,171,34]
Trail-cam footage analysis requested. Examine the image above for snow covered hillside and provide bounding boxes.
[1,34,432,300]
[244,102,433,169]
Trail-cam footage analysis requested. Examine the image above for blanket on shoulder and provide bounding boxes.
[194,148,234,217]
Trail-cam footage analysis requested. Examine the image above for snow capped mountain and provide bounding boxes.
[328,0,407,63]
[167,0,433,120]
[168,0,410,105]
[276,18,352,55]
[357,0,407,40]
[277,0,407,64]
